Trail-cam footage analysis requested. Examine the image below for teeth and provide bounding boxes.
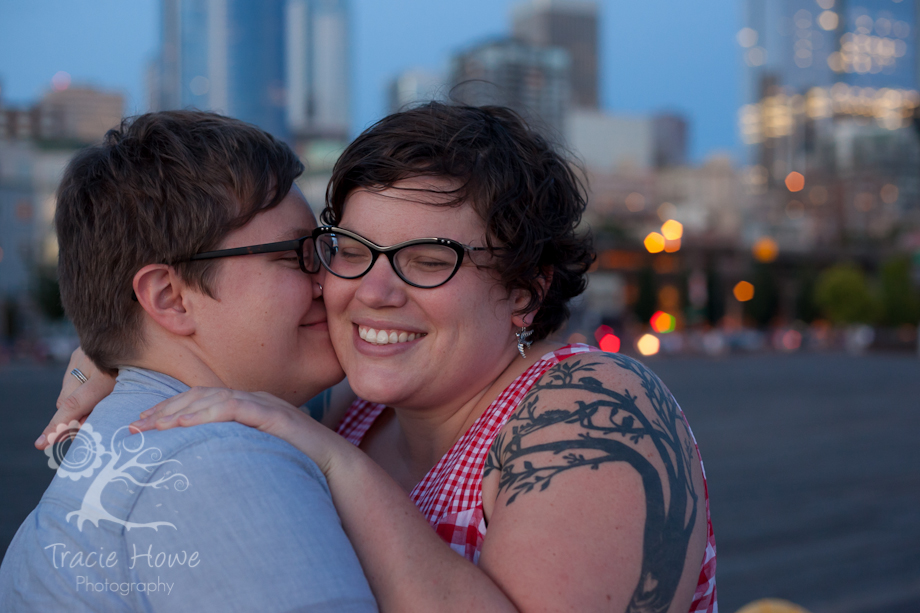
[358,326,424,345]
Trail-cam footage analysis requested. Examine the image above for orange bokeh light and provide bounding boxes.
[650,311,676,334]
[752,237,779,263]
[661,219,684,240]
[785,172,805,192]
[733,281,755,302]
[644,232,665,254]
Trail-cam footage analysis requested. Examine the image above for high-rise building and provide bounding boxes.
[449,38,570,137]
[511,0,599,109]
[739,0,920,248]
[286,0,350,140]
[36,88,124,143]
[153,0,350,142]
[387,69,443,114]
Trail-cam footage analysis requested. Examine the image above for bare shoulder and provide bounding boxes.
[481,352,709,613]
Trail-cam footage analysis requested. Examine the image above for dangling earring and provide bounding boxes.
[516,326,533,359]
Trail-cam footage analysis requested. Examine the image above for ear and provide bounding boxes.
[132,264,197,336]
[511,267,554,329]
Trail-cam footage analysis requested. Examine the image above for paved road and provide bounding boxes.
[1,354,918,613]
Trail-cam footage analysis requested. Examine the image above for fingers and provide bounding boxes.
[38,363,116,450]
[131,388,241,432]
[130,387,296,434]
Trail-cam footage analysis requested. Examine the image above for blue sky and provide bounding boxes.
[0,0,741,161]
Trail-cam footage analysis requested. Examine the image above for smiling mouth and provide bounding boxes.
[358,325,426,346]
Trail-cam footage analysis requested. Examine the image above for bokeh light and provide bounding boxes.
[818,11,839,31]
[594,324,613,343]
[664,238,681,253]
[51,71,71,91]
[855,192,876,211]
[625,192,646,212]
[734,281,755,302]
[598,334,621,353]
[657,202,677,221]
[737,27,758,48]
[881,184,899,204]
[644,232,665,254]
[593,325,620,353]
[650,311,676,334]
[661,219,684,240]
[782,330,802,351]
[636,334,660,356]
[785,172,805,192]
[752,237,779,263]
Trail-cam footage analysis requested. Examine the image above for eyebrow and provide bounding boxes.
[274,228,313,241]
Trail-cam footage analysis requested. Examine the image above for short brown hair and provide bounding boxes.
[56,110,303,371]
[325,102,595,341]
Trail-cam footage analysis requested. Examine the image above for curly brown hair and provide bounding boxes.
[324,102,595,341]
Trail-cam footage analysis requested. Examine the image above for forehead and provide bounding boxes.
[340,177,484,244]
[226,187,317,246]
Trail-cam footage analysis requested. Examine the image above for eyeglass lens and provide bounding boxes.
[315,233,460,287]
[300,237,320,273]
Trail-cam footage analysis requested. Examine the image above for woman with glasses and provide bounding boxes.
[48,103,717,613]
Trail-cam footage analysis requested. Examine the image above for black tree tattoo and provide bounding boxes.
[484,355,699,613]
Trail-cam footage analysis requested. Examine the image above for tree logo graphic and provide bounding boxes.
[44,421,189,532]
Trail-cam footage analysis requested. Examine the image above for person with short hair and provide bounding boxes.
[0,111,376,612]
[131,103,718,612]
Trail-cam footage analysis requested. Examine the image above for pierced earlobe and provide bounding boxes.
[515,326,533,359]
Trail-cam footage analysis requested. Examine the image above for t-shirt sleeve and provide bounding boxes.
[124,423,377,613]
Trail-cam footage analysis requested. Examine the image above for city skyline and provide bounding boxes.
[0,0,740,162]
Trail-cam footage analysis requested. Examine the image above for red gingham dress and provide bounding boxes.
[337,344,717,612]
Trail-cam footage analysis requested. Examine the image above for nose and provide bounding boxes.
[354,253,407,309]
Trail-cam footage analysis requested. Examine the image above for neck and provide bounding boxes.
[390,340,556,482]
[120,326,227,391]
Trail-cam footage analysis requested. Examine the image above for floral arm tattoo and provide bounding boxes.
[484,355,700,613]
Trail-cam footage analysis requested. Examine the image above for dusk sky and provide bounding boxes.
[0,0,742,161]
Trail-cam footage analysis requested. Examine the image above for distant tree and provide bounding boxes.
[634,266,657,324]
[744,264,780,328]
[879,256,920,326]
[813,264,880,325]
[794,269,819,323]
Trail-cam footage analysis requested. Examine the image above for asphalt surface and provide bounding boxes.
[1,353,918,613]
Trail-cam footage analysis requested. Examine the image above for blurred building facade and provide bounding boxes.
[449,38,570,138]
[0,86,121,339]
[152,0,350,144]
[740,0,920,250]
[387,69,443,114]
[511,0,599,109]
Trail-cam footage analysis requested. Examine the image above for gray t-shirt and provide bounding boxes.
[0,367,376,612]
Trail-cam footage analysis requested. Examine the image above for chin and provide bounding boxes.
[347,370,411,406]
